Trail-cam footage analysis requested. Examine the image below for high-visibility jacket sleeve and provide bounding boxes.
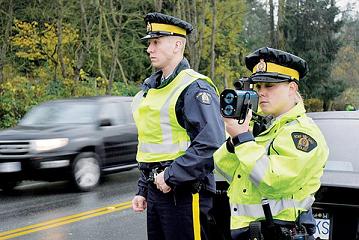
[234,126,328,198]
[213,142,240,183]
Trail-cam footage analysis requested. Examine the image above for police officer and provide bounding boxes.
[214,47,329,240]
[131,12,225,240]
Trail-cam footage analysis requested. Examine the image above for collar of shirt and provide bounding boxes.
[157,57,191,88]
[161,71,174,84]
[141,70,162,92]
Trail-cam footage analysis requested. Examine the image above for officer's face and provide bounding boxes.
[146,37,176,69]
[254,81,297,117]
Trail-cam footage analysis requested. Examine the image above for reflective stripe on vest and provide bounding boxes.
[140,70,194,154]
[140,141,190,153]
[230,195,314,218]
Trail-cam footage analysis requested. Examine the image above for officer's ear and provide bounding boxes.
[288,81,298,96]
[173,37,185,54]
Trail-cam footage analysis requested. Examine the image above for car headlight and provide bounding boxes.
[31,138,69,152]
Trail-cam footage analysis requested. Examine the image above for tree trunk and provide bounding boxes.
[56,0,67,79]
[175,0,204,71]
[53,63,58,81]
[269,0,277,48]
[106,0,128,92]
[107,31,119,94]
[197,0,206,71]
[0,0,13,83]
[277,0,286,49]
[110,0,128,86]
[210,0,216,80]
[97,0,108,86]
[323,99,330,111]
[74,0,93,83]
[154,0,163,12]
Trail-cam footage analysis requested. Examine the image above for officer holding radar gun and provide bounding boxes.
[214,47,329,240]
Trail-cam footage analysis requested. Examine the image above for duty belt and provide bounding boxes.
[145,167,203,193]
[147,167,165,183]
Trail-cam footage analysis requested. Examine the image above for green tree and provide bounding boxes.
[240,0,271,52]
[200,0,247,89]
[0,0,14,83]
[283,0,343,110]
[331,12,359,110]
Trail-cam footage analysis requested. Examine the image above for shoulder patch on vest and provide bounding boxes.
[196,92,212,105]
[291,132,317,153]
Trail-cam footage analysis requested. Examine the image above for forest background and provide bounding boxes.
[0,0,358,128]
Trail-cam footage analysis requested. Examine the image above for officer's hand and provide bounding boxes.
[132,195,147,212]
[154,171,171,193]
[224,109,252,138]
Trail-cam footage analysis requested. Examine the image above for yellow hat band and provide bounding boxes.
[149,23,187,36]
[253,62,300,80]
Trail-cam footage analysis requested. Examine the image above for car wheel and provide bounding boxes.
[71,152,101,191]
[0,181,20,192]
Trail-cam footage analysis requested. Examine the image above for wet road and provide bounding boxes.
[0,169,147,240]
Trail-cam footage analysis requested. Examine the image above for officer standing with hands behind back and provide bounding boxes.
[131,12,225,240]
[214,47,329,240]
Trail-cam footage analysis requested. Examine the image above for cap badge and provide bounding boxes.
[146,22,152,32]
[256,59,267,72]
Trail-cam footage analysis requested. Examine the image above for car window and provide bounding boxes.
[99,102,121,125]
[117,101,134,124]
[314,118,359,173]
[20,102,98,125]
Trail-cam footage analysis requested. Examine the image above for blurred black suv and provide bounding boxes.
[0,96,138,191]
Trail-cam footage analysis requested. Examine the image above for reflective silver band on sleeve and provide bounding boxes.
[230,196,315,218]
[249,141,272,186]
[249,154,270,187]
[249,119,300,186]
[215,164,233,183]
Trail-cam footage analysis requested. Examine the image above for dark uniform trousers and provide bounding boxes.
[147,183,214,240]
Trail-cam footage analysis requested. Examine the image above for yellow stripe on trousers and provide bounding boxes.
[192,193,201,240]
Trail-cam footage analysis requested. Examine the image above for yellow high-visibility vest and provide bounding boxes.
[133,69,218,163]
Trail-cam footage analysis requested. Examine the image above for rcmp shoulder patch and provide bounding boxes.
[291,132,317,152]
[196,92,212,105]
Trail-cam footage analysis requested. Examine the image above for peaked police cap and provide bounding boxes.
[245,47,308,83]
[141,12,193,40]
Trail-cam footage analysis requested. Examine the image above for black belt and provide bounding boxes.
[146,167,165,183]
[144,169,203,194]
[139,161,171,183]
